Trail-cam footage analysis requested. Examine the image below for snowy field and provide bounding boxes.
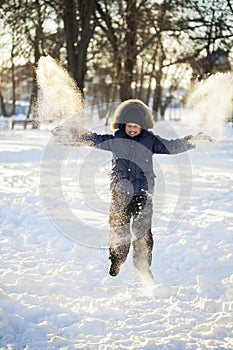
[0,118,233,350]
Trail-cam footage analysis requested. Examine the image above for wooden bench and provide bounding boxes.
[11,119,32,129]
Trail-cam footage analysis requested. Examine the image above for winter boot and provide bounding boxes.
[109,255,121,277]
[108,244,130,277]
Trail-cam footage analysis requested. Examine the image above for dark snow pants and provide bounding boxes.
[109,191,154,274]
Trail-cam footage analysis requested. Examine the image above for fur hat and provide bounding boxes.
[112,99,154,130]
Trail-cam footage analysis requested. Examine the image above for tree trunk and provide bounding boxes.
[0,91,8,118]
[31,5,44,129]
[63,0,96,96]
[152,32,165,120]
[63,0,77,77]
[120,0,137,101]
[10,36,16,116]
[152,71,162,121]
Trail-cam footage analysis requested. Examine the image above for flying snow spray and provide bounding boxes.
[36,54,85,121]
[186,72,233,139]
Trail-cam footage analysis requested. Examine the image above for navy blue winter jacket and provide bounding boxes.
[83,128,194,196]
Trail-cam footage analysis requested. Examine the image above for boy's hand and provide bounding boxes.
[52,124,86,146]
[194,132,213,142]
[185,132,213,148]
[52,125,75,146]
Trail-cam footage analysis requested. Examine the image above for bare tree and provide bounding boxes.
[62,0,97,96]
[95,0,189,114]
[0,0,63,126]
[96,0,160,101]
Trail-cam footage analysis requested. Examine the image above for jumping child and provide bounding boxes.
[53,99,211,280]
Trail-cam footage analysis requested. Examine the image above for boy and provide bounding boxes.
[53,99,210,280]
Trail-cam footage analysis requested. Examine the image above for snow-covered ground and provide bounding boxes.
[0,118,233,350]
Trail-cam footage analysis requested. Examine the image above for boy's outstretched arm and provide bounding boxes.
[153,132,212,155]
[52,124,114,150]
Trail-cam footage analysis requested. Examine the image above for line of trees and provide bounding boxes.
[0,0,233,124]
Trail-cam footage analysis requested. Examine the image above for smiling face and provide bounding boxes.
[125,123,142,137]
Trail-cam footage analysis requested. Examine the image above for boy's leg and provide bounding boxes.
[132,230,154,279]
[131,195,154,279]
[108,191,131,276]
